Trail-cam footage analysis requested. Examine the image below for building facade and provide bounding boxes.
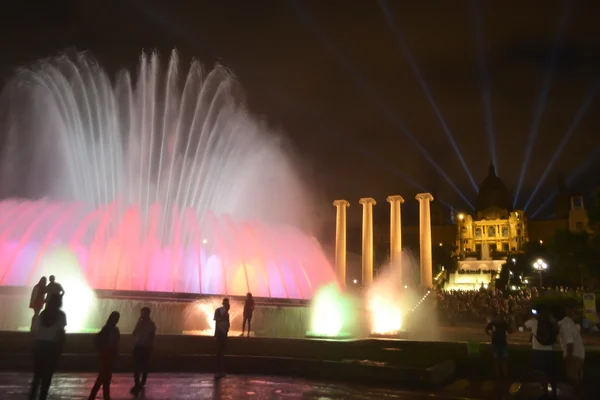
[456,165,528,260]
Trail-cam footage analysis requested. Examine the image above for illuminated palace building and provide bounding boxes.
[370,164,592,291]
[445,164,591,290]
[458,165,526,259]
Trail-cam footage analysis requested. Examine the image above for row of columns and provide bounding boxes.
[333,193,434,288]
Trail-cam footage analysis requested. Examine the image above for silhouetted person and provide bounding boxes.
[29,294,66,400]
[89,311,120,400]
[130,307,156,396]
[45,275,64,300]
[241,293,254,337]
[485,310,511,380]
[30,277,47,330]
[213,298,230,378]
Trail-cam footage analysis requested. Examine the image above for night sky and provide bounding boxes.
[1,0,599,224]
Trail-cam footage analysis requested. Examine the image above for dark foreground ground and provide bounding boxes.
[0,372,479,400]
[3,328,600,399]
[3,372,596,399]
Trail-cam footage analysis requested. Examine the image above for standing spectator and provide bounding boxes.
[88,311,120,400]
[241,293,254,337]
[213,298,230,379]
[30,277,47,330]
[558,303,585,400]
[524,305,558,399]
[485,310,511,380]
[29,294,66,400]
[45,275,64,299]
[130,307,156,395]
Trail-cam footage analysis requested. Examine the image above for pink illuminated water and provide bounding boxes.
[0,199,335,298]
[0,51,337,299]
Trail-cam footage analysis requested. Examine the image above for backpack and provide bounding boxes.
[535,317,557,346]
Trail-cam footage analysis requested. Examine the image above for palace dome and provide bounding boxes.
[477,164,510,211]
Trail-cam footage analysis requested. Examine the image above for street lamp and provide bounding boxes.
[533,259,548,288]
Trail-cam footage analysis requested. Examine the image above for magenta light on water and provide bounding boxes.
[0,50,338,299]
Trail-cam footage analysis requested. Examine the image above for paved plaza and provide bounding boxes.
[0,372,475,400]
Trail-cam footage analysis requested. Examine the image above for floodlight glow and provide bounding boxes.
[37,246,96,332]
[290,0,474,209]
[532,148,600,218]
[267,88,456,210]
[308,284,350,337]
[470,0,498,173]
[379,0,478,192]
[523,75,600,212]
[369,293,403,334]
[185,299,242,336]
[513,1,572,208]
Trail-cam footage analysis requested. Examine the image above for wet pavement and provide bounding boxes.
[0,372,474,399]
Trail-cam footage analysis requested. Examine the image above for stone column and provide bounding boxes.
[386,195,404,283]
[416,193,434,288]
[333,200,350,286]
[359,197,376,286]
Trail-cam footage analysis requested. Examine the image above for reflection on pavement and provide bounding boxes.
[0,372,479,399]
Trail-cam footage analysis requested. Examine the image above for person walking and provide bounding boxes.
[213,298,230,379]
[241,293,254,337]
[29,294,66,400]
[30,277,47,330]
[130,307,156,396]
[558,303,585,400]
[88,311,120,400]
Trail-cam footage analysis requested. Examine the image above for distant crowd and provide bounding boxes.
[435,286,589,327]
[28,275,255,400]
[435,288,534,326]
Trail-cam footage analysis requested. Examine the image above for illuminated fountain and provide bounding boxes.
[0,199,334,298]
[0,50,339,331]
[307,284,357,338]
[366,252,420,336]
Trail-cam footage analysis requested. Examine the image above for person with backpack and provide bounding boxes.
[524,305,558,398]
[29,294,66,400]
[213,298,230,379]
[88,311,120,400]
